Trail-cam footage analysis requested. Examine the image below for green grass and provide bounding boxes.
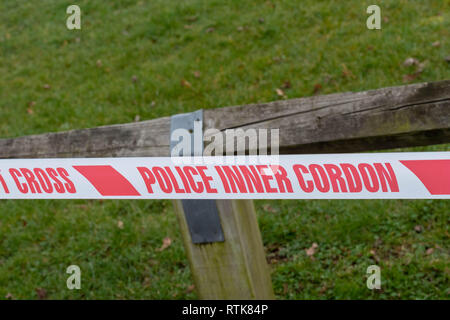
[0,0,449,299]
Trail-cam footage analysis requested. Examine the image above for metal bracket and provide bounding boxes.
[180,199,224,244]
[170,110,224,244]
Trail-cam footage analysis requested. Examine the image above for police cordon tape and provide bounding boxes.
[0,152,448,199]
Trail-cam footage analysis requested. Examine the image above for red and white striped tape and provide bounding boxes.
[0,152,448,199]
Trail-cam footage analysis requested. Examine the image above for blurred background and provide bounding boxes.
[0,0,448,299]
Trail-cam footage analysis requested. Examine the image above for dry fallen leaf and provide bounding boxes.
[281,80,291,89]
[157,237,172,251]
[148,259,159,266]
[431,41,440,47]
[272,56,284,63]
[185,16,198,23]
[403,73,419,83]
[319,285,328,294]
[313,83,322,94]
[186,284,195,293]
[180,79,192,88]
[403,57,419,67]
[275,88,285,97]
[341,64,355,79]
[305,243,318,258]
[36,288,47,300]
[117,220,124,229]
[262,204,277,213]
[369,249,380,263]
[416,61,427,74]
[266,1,275,8]
[143,277,151,288]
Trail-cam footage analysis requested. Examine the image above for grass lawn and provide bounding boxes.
[0,0,449,299]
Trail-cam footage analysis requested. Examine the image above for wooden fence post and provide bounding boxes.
[170,110,274,299]
[172,199,274,299]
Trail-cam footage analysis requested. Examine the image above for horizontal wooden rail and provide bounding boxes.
[0,80,448,158]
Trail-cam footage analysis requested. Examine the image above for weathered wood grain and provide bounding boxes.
[0,80,448,158]
[0,117,171,158]
[173,199,274,299]
[204,80,450,154]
